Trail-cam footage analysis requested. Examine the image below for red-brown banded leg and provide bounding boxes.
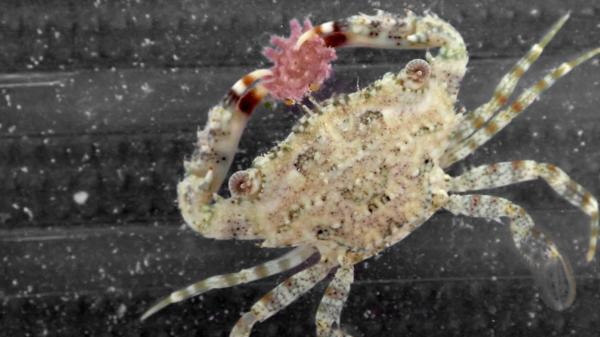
[229,261,333,337]
[444,194,576,311]
[296,10,462,53]
[449,160,598,262]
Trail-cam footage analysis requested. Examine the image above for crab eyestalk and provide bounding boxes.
[228,169,262,197]
[404,58,431,90]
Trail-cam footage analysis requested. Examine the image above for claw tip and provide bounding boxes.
[295,30,316,50]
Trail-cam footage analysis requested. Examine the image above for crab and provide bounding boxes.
[141,10,599,337]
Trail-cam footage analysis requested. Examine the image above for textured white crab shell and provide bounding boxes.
[207,64,459,256]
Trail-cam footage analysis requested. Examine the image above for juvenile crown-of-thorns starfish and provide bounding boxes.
[141,10,599,336]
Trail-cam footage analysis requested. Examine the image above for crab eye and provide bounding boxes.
[405,58,430,89]
[228,169,261,197]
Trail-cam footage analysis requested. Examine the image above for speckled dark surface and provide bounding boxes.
[1,1,600,336]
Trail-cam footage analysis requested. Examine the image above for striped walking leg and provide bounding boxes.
[449,160,598,262]
[449,13,569,144]
[316,265,354,337]
[230,261,333,337]
[440,47,600,167]
[444,194,576,310]
[141,245,317,320]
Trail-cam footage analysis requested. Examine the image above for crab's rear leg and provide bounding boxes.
[444,194,576,310]
[178,70,271,233]
[141,245,317,320]
[441,47,600,167]
[449,13,570,144]
[316,264,354,337]
[449,160,598,262]
[297,10,468,97]
[230,260,333,337]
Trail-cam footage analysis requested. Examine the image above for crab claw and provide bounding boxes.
[295,9,469,61]
[296,9,468,99]
[296,10,423,50]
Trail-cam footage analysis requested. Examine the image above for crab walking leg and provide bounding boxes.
[230,262,333,337]
[178,70,271,233]
[315,264,354,337]
[444,194,576,311]
[440,47,600,167]
[140,245,317,320]
[450,13,570,144]
[449,160,598,261]
[296,11,468,96]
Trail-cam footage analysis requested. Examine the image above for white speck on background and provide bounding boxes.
[116,303,127,318]
[141,82,153,94]
[23,207,34,220]
[73,191,89,205]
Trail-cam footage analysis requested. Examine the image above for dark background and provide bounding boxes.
[1,1,600,336]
